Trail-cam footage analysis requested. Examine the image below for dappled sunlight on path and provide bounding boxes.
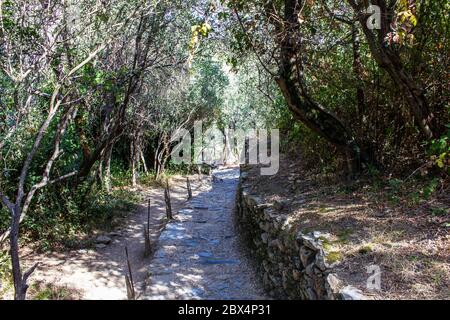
[143,168,268,300]
[22,185,186,300]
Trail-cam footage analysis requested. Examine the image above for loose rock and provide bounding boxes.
[96,235,112,245]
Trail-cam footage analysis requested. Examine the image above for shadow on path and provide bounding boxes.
[143,167,268,300]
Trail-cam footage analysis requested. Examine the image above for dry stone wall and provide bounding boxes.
[236,170,365,300]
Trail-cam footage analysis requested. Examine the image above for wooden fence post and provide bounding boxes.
[125,246,136,300]
[144,199,152,257]
[164,180,173,220]
[186,177,192,200]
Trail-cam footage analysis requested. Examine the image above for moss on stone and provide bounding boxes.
[325,251,343,264]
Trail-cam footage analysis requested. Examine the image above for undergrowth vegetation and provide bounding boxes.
[0,0,448,300]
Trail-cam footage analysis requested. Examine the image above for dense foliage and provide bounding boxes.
[0,0,448,299]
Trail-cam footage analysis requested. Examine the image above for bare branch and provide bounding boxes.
[22,262,39,284]
[0,190,14,213]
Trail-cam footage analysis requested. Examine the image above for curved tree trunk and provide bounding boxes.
[276,77,362,175]
[348,0,437,139]
[274,0,364,175]
[140,149,148,174]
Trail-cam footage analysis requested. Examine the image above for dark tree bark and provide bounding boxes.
[273,0,364,175]
[348,0,437,139]
[351,22,366,128]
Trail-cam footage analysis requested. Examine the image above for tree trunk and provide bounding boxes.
[140,149,148,174]
[10,207,25,300]
[381,54,436,139]
[276,77,362,175]
[131,139,138,187]
[8,204,37,300]
[156,134,170,179]
[348,0,437,139]
[351,22,366,130]
[274,0,364,175]
[97,158,104,186]
[104,144,113,193]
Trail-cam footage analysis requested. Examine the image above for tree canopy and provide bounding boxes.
[0,0,448,299]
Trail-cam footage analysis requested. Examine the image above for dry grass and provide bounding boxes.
[245,155,449,300]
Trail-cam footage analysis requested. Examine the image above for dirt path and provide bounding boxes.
[143,168,268,300]
[21,183,188,300]
[19,168,266,300]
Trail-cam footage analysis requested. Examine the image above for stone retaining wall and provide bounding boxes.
[236,170,363,300]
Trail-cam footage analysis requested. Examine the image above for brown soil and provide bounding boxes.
[2,177,196,300]
[245,154,449,300]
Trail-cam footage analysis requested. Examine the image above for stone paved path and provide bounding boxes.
[143,168,268,300]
